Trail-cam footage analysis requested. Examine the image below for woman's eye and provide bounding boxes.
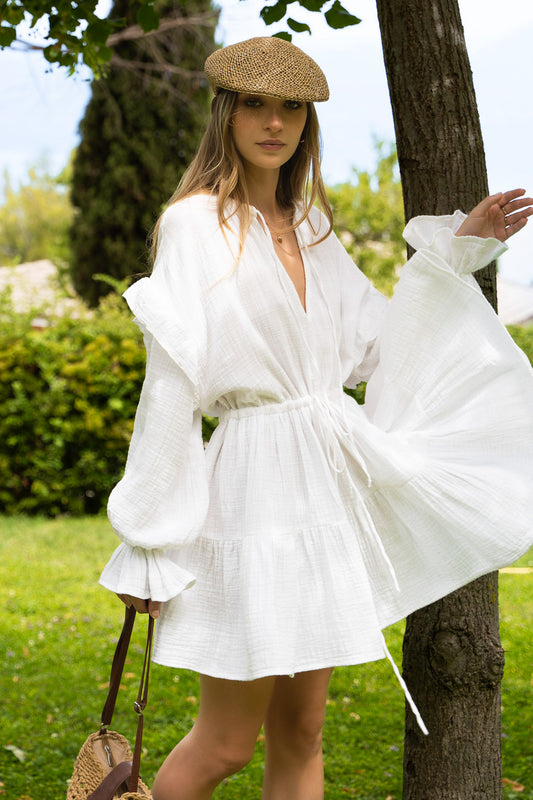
[285,100,302,110]
[244,98,262,108]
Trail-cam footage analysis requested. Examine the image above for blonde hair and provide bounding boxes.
[150,90,333,262]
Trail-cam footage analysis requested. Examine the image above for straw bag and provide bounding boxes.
[67,606,154,800]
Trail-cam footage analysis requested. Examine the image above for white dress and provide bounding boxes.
[100,194,533,685]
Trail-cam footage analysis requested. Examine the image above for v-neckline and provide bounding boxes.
[276,226,309,316]
[254,208,309,316]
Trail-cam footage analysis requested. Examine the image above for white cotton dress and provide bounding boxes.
[100,194,533,683]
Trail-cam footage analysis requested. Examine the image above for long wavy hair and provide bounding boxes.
[150,89,333,262]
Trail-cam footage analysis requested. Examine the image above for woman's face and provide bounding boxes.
[231,93,308,173]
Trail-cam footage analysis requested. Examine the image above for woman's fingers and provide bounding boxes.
[479,189,529,216]
[504,214,532,238]
[503,207,533,227]
[116,593,160,618]
[117,593,132,607]
[500,193,533,239]
[501,197,533,217]
[498,188,527,206]
[148,600,162,619]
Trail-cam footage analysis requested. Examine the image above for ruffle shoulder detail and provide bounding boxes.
[124,277,198,395]
[123,199,210,397]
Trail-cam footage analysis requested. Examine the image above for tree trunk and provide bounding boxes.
[374,1,505,797]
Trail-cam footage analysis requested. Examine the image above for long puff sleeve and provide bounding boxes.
[364,210,514,432]
[340,211,480,388]
[354,213,533,625]
[99,201,209,602]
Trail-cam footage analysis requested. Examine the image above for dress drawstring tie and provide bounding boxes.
[382,636,429,735]
[310,394,401,594]
[311,395,428,734]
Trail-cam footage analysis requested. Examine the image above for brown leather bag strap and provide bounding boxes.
[129,614,154,791]
[87,761,132,800]
[97,606,154,794]
[100,605,137,729]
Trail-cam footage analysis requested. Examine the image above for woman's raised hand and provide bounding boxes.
[117,593,161,619]
[457,189,533,242]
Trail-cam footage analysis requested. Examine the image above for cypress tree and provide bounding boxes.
[70,0,217,306]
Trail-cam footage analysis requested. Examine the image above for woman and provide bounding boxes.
[99,37,533,800]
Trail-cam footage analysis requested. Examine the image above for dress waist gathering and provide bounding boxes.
[217,391,344,420]
[216,391,402,601]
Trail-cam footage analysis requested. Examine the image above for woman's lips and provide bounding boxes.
[257,141,285,151]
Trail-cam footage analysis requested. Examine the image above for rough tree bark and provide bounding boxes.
[374,1,505,798]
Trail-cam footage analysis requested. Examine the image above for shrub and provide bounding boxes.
[0,292,145,515]
[506,323,533,365]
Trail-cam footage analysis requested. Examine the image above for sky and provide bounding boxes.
[1,0,532,284]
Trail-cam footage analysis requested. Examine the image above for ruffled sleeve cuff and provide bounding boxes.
[99,542,196,602]
[403,210,508,276]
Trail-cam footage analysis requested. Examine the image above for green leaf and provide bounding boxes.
[76,3,100,24]
[0,25,16,47]
[273,31,293,41]
[28,12,44,29]
[137,4,160,33]
[43,44,61,63]
[287,17,311,33]
[85,19,111,46]
[260,2,288,25]
[4,6,25,26]
[324,0,361,29]
[297,0,327,11]
[95,44,113,63]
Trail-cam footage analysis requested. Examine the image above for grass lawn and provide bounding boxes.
[0,515,531,799]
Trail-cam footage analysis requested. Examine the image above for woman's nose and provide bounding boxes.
[264,107,282,131]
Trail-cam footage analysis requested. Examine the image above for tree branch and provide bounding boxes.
[106,12,218,46]
[109,52,206,80]
[12,11,219,58]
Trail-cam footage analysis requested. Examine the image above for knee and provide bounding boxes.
[214,741,256,777]
[197,726,256,777]
[152,743,253,800]
[266,708,325,759]
[151,729,256,800]
[292,712,324,758]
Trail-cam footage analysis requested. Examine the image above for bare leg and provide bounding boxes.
[152,674,275,800]
[261,668,333,800]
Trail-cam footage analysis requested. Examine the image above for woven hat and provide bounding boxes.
[204,37,329,102]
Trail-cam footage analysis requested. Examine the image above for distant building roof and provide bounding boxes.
[0,259,87,318]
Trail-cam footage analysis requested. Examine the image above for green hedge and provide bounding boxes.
[0,293,145,515]
[506,323,533,364]
[1,289,532,518]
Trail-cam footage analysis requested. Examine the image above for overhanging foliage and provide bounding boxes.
[0,0,361,71]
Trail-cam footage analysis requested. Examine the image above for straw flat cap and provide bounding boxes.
[204,37,329,103]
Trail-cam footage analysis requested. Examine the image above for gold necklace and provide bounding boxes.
[264,215,287,243]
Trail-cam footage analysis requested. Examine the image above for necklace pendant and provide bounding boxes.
[276,235,283,243]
